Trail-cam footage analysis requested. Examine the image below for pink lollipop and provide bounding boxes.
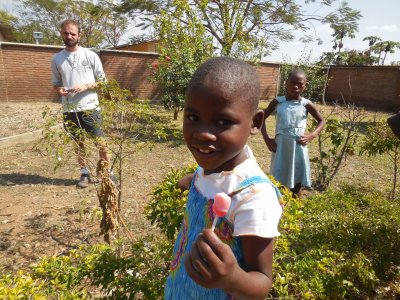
[211,193,231,231]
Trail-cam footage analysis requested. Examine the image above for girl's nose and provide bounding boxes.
[193,129,217,142]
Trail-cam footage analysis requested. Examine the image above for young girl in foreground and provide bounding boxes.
[262,69,325,197]
[164,57,283,299]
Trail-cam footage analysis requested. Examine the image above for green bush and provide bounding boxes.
[145,164,197,241]
[272,183,400,299]
[0,238,171,299]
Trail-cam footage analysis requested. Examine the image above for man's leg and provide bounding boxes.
[76,139,91,188]
[64,112,91,188]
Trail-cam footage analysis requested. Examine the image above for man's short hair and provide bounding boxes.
[60,19,81,33]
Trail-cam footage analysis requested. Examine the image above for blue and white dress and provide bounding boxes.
[270,96,312,189]
[165,145,282,299]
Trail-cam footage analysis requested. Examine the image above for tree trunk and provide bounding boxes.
[173,109,179,120]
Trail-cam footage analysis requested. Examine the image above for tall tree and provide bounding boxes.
[120,0,361,60]
[99,0,130,47]
[10,0,130,47]
[380,41,400,65]
[371,40,400,65]
[150,0,213,119]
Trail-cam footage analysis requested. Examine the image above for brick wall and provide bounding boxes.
[0,42,280,104]
[257,62,280,101]
[2,42,400,110]
[0,43,60,102]
[325,66,400,111]
[99,49,160,101]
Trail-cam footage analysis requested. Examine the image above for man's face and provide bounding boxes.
[61,23,80,48]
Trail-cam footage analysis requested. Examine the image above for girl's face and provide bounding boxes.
[183,85,261,175]
[285,73,307,100]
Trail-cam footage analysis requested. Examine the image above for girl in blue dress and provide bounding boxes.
[261,69,325,197]
[165,57,283,299]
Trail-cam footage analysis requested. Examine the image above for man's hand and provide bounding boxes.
[68,84,90,94]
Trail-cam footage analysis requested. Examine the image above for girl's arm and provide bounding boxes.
[387,112,400,139]
[177,173,194,191]
[298,103,325,145]
[185,229,273,300]
[261,99,278,152]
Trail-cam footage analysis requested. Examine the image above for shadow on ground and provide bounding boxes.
[0,173,76,186]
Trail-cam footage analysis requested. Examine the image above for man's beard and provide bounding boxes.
[63,39,79,47]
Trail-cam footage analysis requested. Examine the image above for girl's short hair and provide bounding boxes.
[187,57,260,112]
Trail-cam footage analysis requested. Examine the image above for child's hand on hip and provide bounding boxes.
[298,133,315,145]
[184,228,239,290]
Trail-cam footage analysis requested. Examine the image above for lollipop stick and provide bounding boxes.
[211,216,218,231]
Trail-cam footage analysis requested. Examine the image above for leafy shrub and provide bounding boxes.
[272,183,400,299]
[0,237,171,299]
[310,104,366,191]
[145,164,197,241]
[360,120,400,199]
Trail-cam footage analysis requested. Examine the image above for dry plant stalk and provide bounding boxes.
[97,159,119,243]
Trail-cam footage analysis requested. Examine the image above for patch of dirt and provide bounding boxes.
[0,102,194,272]
[0,102,60,138]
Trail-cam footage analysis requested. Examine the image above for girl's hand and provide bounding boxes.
[298,133,315,145]
[184,229,239,290]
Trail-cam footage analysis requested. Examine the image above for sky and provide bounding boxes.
[267,0,400,64]
[1,0,399,64]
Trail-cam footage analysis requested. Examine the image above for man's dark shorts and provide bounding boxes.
[63,109,105,140]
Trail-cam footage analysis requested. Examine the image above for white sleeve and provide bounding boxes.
[51,56,62,87]
[231,183,282,238]
[93,52,105,81]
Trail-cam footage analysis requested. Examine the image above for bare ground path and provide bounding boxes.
[0,102,194,272]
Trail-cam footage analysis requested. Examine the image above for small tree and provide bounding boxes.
[310,102,366,191]
[360,120,400,199]
[150,0,213,120]
[39,80,168,243]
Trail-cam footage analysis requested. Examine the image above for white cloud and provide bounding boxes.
[367,25,400,33]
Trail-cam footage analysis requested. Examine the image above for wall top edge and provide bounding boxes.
[0,42,159,56]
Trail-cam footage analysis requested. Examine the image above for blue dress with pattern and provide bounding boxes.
[270,96,312,189]
[164,172,281,299]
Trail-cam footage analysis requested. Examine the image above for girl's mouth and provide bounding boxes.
[198,148,212,154]
[192,146,217,157]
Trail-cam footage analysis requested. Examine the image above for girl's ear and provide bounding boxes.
[251,109,264,135]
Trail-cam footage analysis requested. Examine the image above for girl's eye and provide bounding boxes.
[217,119,232,126]
[187,115,197,122]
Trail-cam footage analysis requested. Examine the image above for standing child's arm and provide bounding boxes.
[185,229,274,299]
[298,103,325,145]
[387,112,400,139]
[261,99,278,152]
